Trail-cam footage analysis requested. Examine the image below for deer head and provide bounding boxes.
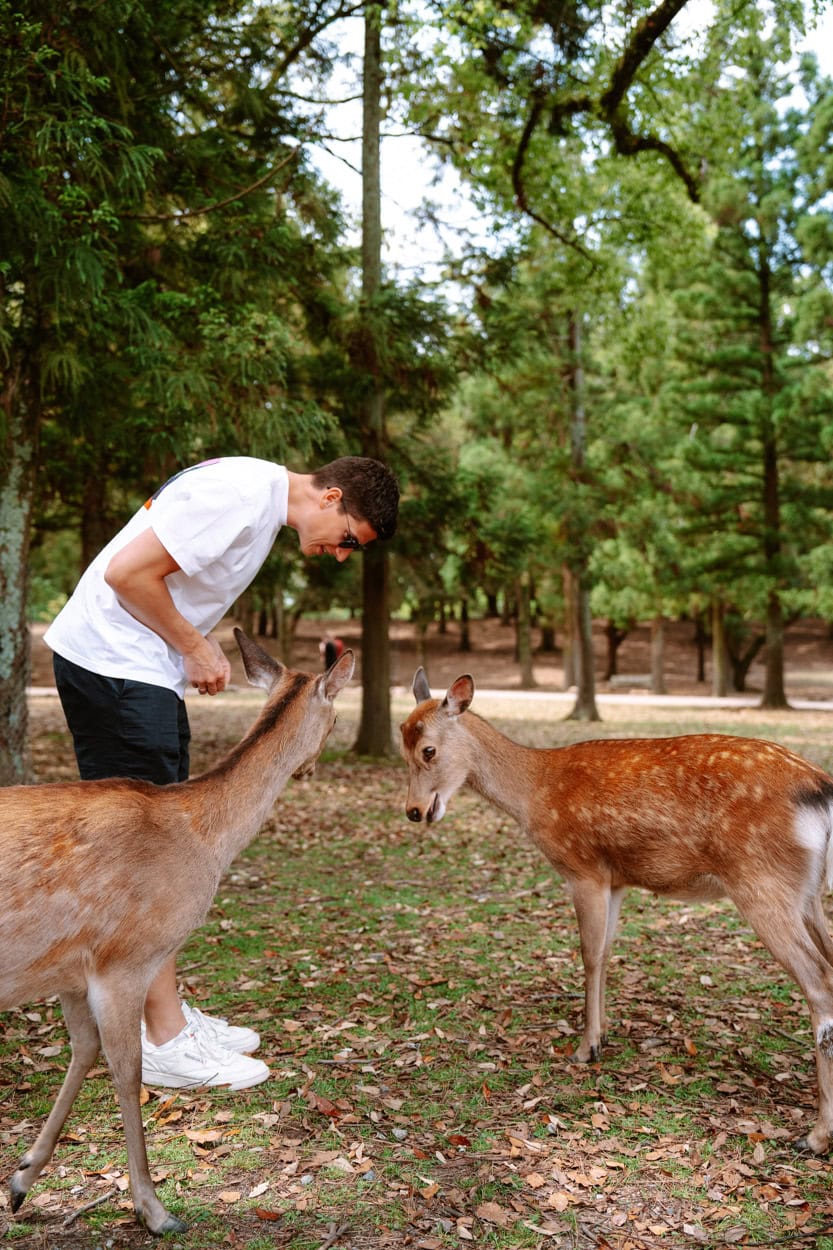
[233,627,355,779]
[399,667,474,824]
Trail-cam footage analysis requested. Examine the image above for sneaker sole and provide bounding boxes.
[141,1067,269,1091]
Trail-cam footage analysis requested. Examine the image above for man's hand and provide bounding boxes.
[184,635,232,695]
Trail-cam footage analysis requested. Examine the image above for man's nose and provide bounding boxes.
[335,547,352,563]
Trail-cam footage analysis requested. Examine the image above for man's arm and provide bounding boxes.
[104,529,232,695]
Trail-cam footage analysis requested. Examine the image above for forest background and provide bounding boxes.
[4,0,833,783]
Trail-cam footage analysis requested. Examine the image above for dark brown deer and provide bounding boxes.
[400,668,833,1155]
[1,630,353,1233]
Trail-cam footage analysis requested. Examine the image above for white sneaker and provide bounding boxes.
[182,1001,260,1054]
[141,1026,269,1091]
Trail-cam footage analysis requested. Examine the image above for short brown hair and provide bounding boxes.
[311,456,399,541]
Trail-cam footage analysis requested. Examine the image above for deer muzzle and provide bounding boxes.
[407,792,444,824]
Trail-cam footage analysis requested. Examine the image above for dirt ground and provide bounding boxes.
[28,614,833,702]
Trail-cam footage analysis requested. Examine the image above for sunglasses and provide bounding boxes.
[337,513,368,552]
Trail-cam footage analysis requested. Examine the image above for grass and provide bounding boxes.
[2,689,833,1247]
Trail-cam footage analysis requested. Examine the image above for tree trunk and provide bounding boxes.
[711,599,729,697]
[274,590,292,665]
[650,614,667,695]
[694,614,707,684]
[758,257,789,709]
[561,564,577,689]
[80,471,113,571]
[415,617,429,673]
[762,590,789,709]
[565,313,599,722]
[354,5,393,755]
[604,619,628,680]
[570,575,599,720]
[539,619,556,653]
[516,573,536,688]
[0,366,36,784]
[459,597,471,653]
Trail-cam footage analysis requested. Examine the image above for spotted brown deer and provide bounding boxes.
[1,630,353,1233]
[400,668,833,1155]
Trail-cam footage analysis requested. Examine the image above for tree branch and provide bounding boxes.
[511,0,701,234]
[599,0,701,201]
[601,0,693,116]
[123,148,300,222]
[512,90,595,260]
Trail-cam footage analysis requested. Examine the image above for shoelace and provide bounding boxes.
[187,1006,229,1041]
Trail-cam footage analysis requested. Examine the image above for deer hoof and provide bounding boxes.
[158,1213,189,1235]
[9,1168,31,1213]
[793,1133,830,1157]
[139,1203,190,1236]
[569,1044,601,1065]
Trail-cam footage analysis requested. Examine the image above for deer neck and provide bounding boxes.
[188,679,318,873]
[462,712,537,828]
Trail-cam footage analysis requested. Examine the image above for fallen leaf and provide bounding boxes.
[476,1201,510,1226]
[184,1128,224,1144]
[254,1207,283,1222]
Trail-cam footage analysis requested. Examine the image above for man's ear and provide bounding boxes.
[320,486,343,509]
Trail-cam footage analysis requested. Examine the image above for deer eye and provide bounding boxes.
[422,745,436,762]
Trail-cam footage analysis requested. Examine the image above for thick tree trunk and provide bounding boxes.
[0,367,36,784]
[570,576,600,720]
[354,6,393,755]
[762,591,789,709]
[80,471,113,571]
[565,313,599,722]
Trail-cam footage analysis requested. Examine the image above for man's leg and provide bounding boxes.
[143,957,187,1045]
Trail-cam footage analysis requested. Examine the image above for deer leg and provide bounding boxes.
[598,887,626,1048]
[90,975,188,1234]
[570,878,613,1063]
[10,990,101,1212]
[736,899,833,1155]
[806,898,833,966]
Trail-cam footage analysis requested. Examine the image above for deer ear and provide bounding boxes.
[321,649,354,699]
[234,627,286,692]
[442,675,474,716]
[412,667,431,703]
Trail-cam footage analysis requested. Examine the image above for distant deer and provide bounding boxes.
[1,630,354,1234]
[400,668,833,1155]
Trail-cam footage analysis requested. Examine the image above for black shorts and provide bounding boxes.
[53,653,190,784]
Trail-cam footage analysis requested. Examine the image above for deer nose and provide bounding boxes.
[407,807,423,823]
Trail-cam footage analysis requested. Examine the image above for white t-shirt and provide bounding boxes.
[45,457,288,696]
